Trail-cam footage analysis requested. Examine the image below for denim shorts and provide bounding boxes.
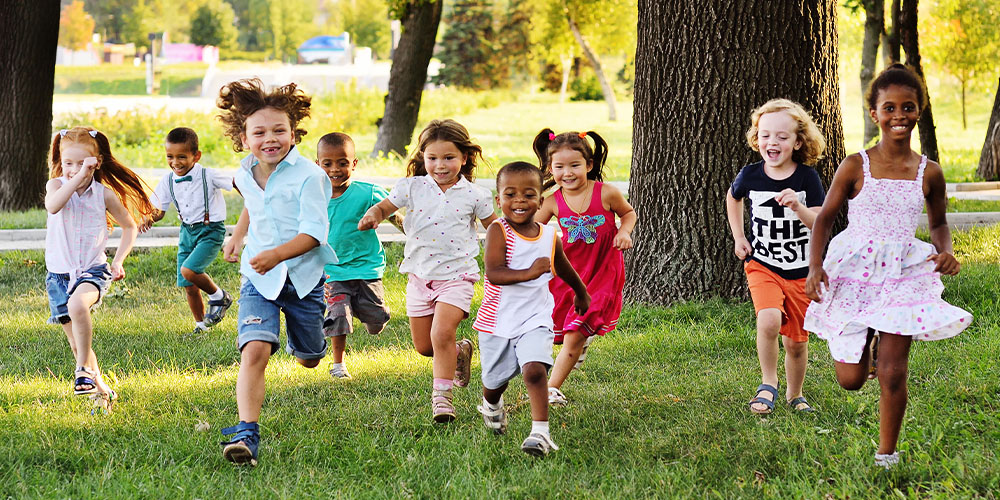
[237,277,328,360]
[45,263,113,324]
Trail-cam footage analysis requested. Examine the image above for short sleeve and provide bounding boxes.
[730,164,751,199]
[386,177,412,209]
[208,168,234,191]
[473,186,494,219]
[803,168,826,207]
[372,184,389,206]
[296,171,333,243]
[152,175,173,211]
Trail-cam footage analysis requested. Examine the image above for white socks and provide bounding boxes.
[482,396,503,411]
[208,289,224,301]
[194,321,207,331]
[875,452,900,469]
[531,420,550,437]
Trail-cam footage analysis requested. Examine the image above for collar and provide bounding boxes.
[240,146,302,173]
[421,174,470,191]
[173,163,203,179]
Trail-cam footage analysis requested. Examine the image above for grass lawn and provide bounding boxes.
[1,225,998,497]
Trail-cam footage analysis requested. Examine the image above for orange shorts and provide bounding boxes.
[744,260,810,343]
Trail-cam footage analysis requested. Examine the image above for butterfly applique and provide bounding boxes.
[559,215,605,244]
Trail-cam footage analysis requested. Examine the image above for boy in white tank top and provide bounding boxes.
[473,162,590,457]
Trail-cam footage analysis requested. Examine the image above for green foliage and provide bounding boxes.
[189,0,238,50]
[496,0,534,84]
[59,1,96,51]
[218,49,271,62]
[923,0,1000,94]
[335,0,393,59]
[570,73,603,101]
[435,1,502,90]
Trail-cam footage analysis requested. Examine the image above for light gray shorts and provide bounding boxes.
[478,327,554,390]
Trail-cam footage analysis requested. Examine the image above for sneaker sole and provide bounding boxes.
[521,444,547,457]
[223,443,258,466]
[433,412,456,423]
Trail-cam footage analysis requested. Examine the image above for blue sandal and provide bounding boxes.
[221,421,260,466]
[787,396,816,413]
[74,366,99,395]
[748,384,778,415]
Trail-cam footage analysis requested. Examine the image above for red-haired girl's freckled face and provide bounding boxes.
[60,143,98,180]
[550,147,591,192]
[241,107,293,167]
[871,84,920,141]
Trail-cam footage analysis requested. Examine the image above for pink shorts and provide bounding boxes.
[405,273,479,317]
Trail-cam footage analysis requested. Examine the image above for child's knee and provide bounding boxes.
[296,357,321,368]
[784,338,808,356]
[240,341,272,365]
[837,373,866,391]
[184,284,201,297]
[756,309,782,334]
[180,267,199,282]
[522,363,548,386]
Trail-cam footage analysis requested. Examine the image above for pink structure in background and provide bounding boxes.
[162,43,219,65]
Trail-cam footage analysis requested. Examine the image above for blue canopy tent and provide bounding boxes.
[297,34,351,64]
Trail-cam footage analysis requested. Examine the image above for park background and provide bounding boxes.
[1,0,1000,498]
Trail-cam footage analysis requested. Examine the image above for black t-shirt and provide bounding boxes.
[730,161,826,279]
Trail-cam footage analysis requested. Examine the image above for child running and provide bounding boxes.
[359,119,497,423]
[532,129,636,406]
[725,99,827,415]
[473,161,590,456]
[150,127,234,335]
[317,132,401,379]
[217,79,337,466]
[44,126,155,411]
[804,64,972,468]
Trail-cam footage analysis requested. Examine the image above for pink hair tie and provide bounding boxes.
[548,132,556,140]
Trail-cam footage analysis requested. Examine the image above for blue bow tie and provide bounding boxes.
[174,175,192,183]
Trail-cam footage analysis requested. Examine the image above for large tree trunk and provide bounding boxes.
[627,0,844,304]
[371,0,443,158]
[861,0,884,147]
[565,6,617,121]
[900,0,939,162]
[977,78,1000,181]
[0,1,60,211]
[883,0,901,65]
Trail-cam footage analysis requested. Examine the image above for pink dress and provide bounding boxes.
[804,151,972,363]
[550,182,625,343]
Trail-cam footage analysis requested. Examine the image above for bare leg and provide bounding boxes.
[410,315,434,357]
[62,320,110,394]
[876,333,912,455]
[66,283,111,393]
[523,362,550,422]
[181,267,220,296]
[783,336,808,402]
[751,308,782,411]
[548,330,587,389]
[183,285,205,322]
[834,329,876,391]
[483,382,507,405]
[236,340,271,423]
[329,335,347,364]
[429,303,464,380]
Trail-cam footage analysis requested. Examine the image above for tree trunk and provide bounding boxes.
[0,0,60,211]
[565,5,617,121]
[900,0,939,162]
[559,53,572,104]
[371,0,444,158]
[627,0,844,304]
[861,0,884,147]
[977,78,1000,181]
[960,79,966,130]
[884,0,901,65]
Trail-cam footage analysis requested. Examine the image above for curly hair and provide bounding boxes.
[50,126,155,228]
[532,129,609,191]
[745,98,826,166]
[216,78,312,152]
[406,119,484,182]
[865,63,928,113]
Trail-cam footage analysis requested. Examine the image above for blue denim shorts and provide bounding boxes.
[237,277,328,360]
[45,263,113,324]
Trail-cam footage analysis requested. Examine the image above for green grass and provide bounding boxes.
[946,198,1000,213]
[1,225,999,497]
[54,63,210,97]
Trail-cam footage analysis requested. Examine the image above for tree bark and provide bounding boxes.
[977,78,1000,181]
[861,0,884,147]
[884,0,901,65]
[900,0,938,162]
[371,0,443,158]
[0,0,60,211]
[559,53,572,104]
[565,5,617,121]
[627,0,844,304]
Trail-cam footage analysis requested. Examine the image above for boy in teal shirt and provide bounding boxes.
[318,133,402,379]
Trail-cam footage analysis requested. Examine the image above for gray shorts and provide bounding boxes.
[478,327,555,390]
[323,279,390,337]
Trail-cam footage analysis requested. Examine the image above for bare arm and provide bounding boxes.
[479,213,498,230]
[725,189,753,259]
[483,222,550,285]
[603,184,636,250]
[249,233,320,275]
[552,237,590,315]
[774,188,821,229]
[44,159,97,213]
[923,161,960,275]
[358,198,400,231]
[804,156,861,301]
[104,188,137,281]
[223,207,249,263]
[533,195,557,224]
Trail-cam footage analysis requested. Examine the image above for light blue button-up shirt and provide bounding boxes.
[235,146,337,300]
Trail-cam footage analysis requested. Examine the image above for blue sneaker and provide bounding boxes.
[220,421,260,466]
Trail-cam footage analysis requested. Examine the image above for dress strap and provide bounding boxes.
[859,150,872,178]
[916,155,928,183]
[588,181,604,213]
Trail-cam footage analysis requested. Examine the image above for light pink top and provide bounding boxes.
[45,178,109,286]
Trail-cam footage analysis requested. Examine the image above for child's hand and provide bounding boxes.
[927,252,961,275]
[804,267,828,302]
[528,257,551,279]
[109,262,125,281]
[733,236,752,259]
[613,231,633,250]
[250,249,280,274]
[774,188,801,211]
[357,214,379,231]
[138,215,155,233]
[573,291,591,316]
[223,236,243,263]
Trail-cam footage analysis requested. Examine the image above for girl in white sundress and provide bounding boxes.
[804,64,972,469]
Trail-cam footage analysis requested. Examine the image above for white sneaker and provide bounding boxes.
[329,364,352,379]
[521,432,559,457]
[477,402,507,434]
[548,387,568,407]
[875,452,900,469]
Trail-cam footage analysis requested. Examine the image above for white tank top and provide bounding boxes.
[45,178,109,285]
[473,219,557,339]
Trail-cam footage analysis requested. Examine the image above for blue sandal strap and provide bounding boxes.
[788,396,815,412]
[220,422,259,445]
[748,384,778,410]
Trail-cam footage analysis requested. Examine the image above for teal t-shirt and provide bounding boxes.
[324,181,388,281]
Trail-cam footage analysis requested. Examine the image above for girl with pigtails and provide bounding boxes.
[44,126,156,412]
[532,129,637,406]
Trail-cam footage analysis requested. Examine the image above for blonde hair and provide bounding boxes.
[745,99,826,166]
